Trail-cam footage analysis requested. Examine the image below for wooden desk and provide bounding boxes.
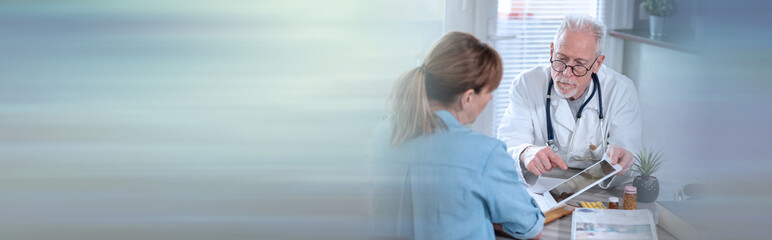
[497,183,679,240]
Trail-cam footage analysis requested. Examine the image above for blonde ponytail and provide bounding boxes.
[387,32,503,147]
[388,67,444,147]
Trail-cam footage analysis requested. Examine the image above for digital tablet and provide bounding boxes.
[536,157,621,211]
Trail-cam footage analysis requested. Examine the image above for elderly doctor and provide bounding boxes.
[497,15,641,189]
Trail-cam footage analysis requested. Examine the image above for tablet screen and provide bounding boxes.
[548,160,617,203]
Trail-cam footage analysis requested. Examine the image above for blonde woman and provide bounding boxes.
[369,32,544,240]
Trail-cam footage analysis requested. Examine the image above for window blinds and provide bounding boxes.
[492,0,600,137]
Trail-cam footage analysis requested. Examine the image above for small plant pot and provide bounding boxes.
[633,175,659,203]
[649,16,666,38]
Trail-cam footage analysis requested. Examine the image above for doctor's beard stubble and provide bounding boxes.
[554,75,578,99]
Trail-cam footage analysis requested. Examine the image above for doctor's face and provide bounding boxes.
[549,30,603,100]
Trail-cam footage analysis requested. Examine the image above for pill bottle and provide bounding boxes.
[608,197,619,209]
[623,186,637,210]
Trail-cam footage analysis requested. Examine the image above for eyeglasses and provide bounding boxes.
[550,56,599,77]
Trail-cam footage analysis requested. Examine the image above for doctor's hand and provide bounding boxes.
[520,146,568,176]
[606,145,634,175]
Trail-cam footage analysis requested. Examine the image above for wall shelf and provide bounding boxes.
[609,29,697,54]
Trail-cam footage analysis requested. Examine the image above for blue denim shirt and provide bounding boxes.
[369,110,544,240]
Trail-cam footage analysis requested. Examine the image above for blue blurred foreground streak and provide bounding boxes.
[0,0,770,239]
[683,1,772,239]
[0,1,442,239]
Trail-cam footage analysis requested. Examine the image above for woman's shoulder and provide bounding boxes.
[437,128,509,167]
[450,128,504,149]
[373,124,504,168]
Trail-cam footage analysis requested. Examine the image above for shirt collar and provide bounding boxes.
[433,110,463,128]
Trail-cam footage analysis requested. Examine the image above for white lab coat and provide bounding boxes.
[497,65,642,189]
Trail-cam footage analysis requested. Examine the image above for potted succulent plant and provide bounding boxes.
[641,0,674,37]
[632,146,664,203]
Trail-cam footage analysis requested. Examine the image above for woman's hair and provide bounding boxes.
[388,31,503,146]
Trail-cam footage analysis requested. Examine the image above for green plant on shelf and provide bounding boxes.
[641,0,674,17]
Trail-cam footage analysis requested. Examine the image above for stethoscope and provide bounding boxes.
[545,73,605,153]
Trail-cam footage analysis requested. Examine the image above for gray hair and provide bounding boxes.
[553,15,606,56]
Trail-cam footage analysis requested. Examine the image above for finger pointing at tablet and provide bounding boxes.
[520,145,567,176]
[546,150,567,171]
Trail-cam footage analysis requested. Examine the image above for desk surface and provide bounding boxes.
[498,181,679,240]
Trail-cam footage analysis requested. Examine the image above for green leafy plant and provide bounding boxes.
[633,146,664,178]
[641,0,674,17]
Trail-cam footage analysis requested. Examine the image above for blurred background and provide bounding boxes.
[0,0,770,239]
